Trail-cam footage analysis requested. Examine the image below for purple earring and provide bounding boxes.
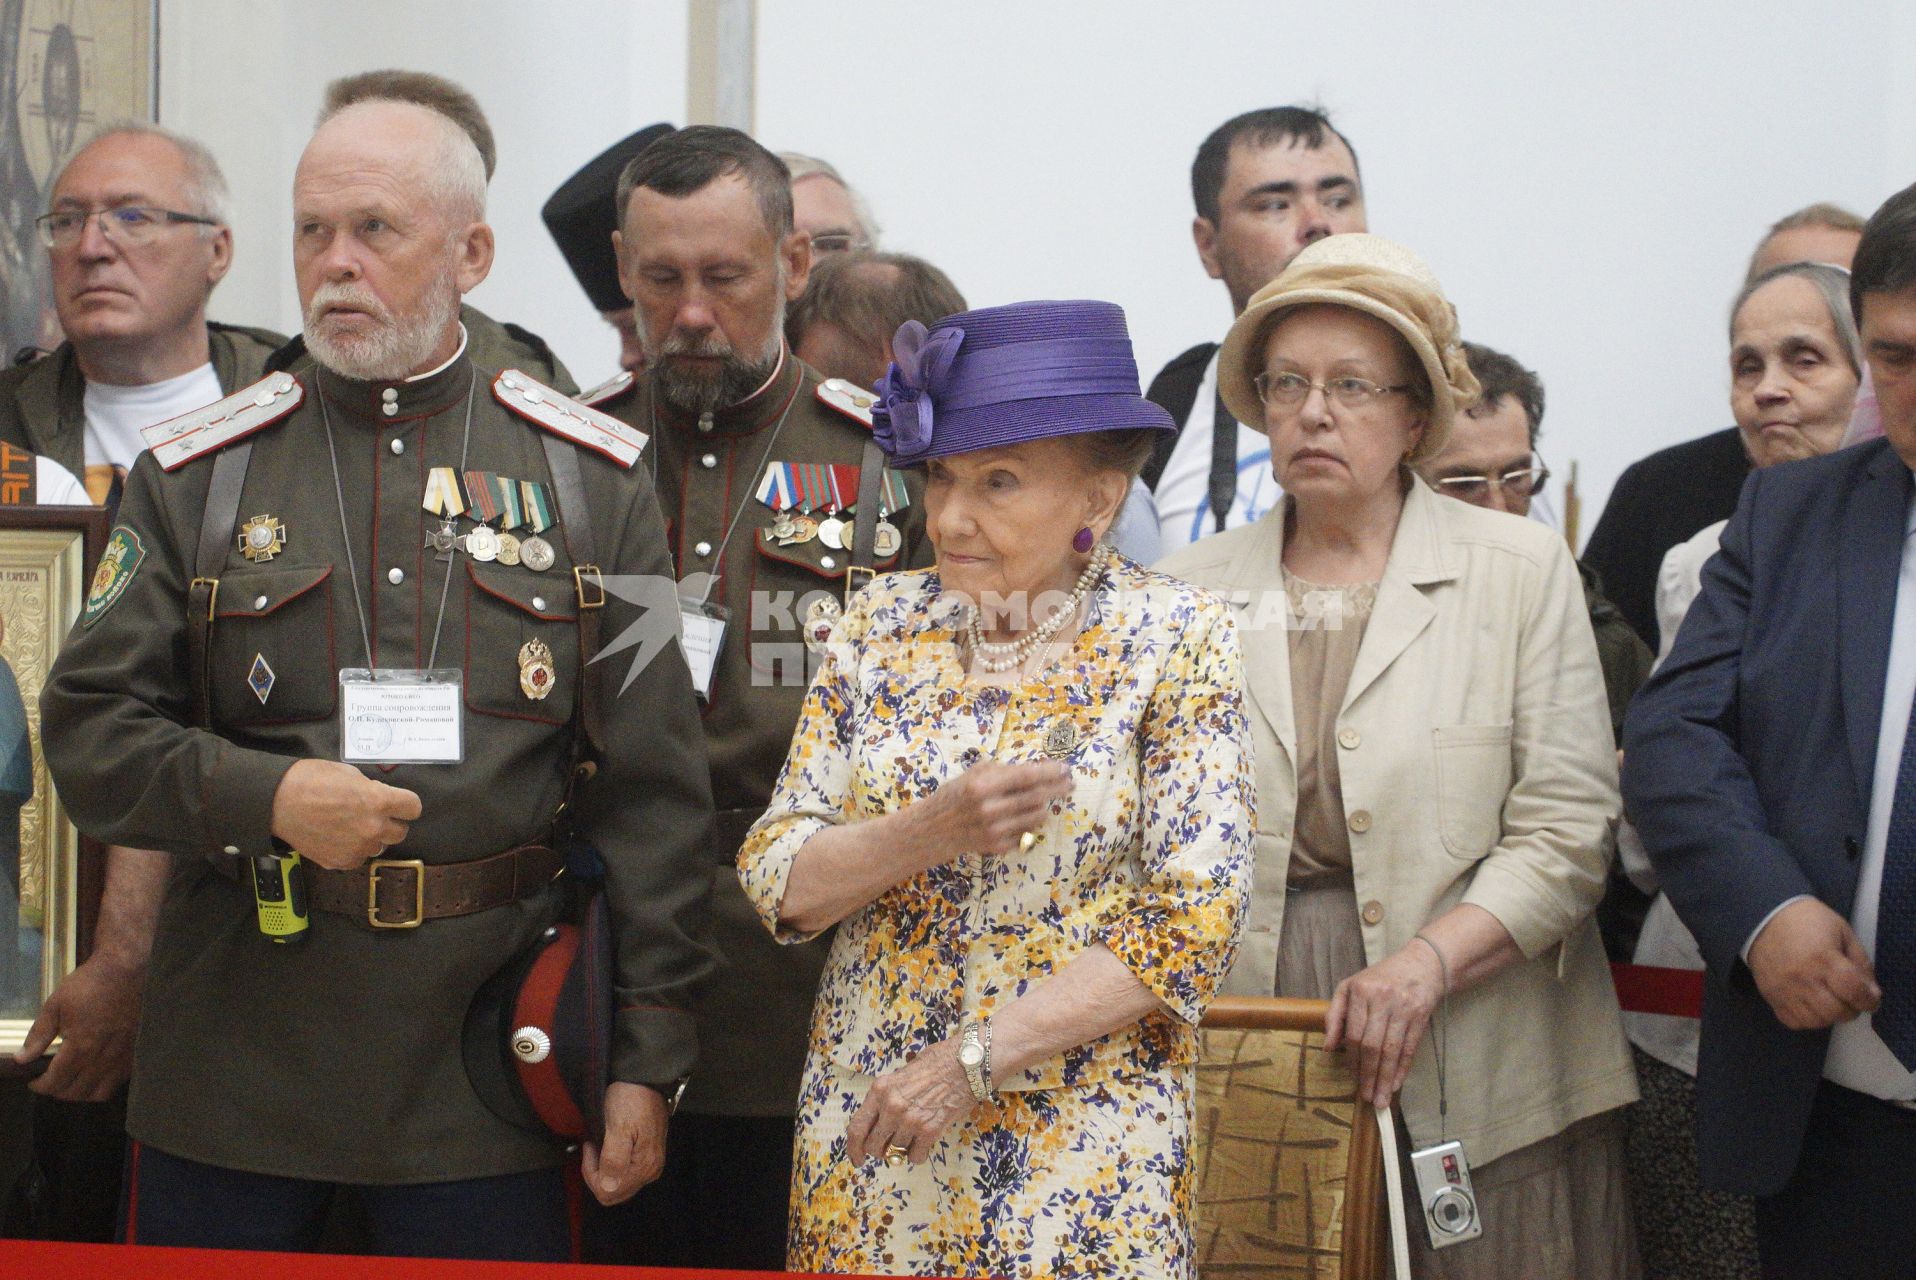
[1072,526,1095,554]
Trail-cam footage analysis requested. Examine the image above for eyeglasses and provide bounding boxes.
[1253,370,1415,410]
[1430,458,1552,503]
[36,205,220,249]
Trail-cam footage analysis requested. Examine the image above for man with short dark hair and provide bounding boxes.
[1627,180,1916,1279]
[39,98,713,1258]
[1584,201,1868,651]
[1145,105,1366,550]
[787,249,964,390]
[587,124,932,1271]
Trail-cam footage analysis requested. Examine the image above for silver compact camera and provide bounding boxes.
[1410,1139,1483,1249]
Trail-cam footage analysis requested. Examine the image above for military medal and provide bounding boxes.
[771,513,797,542]
[785,513,818,545]
[755,459,797,543]
[425,519,459,562]
[518,638,556,700]
[1044,721,1079,760]
[496,532,522,566]
[466,524,501,562]
[238,514,286,562]
[873,520,902,558]
[422,467,466,518]
[521,535,556,572]
[248,653,276,705]
[817,464,850,550]
[803,596,841,653]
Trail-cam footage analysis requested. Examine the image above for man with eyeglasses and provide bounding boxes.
[2,123,281,1246]
[1416,341,1653,964]
[0,125,283,512]
[778,153,880,256]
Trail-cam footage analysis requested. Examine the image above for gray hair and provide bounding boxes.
[317,100,486,227]
[59,121,231,227]
[778,151,881,247]
[1730,261,1862,377]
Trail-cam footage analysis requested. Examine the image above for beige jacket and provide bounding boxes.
[1157,478,1637,1165]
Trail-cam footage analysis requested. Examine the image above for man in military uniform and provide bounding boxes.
[0,121,280,1243]
[39,99,713,1258]
[581,126,931,1271]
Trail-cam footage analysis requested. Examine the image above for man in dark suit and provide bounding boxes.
[1624,183,1916,1280]
[1584,202,1866,650]
[1143,105,1365,551]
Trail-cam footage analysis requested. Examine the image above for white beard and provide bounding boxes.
[303,266,460,382]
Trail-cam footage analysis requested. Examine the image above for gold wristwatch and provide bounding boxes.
[958,1017,993,1102]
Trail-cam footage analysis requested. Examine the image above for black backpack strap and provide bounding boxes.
[187,440,253,729]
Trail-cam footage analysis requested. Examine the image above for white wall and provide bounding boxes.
[158,0,1910,535]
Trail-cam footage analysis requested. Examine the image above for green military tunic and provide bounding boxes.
[0,321,285,482]
[41,344,714,1183]
[599,350,932,1116]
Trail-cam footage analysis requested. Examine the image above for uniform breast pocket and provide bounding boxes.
[465,562,578,726]
[1432,722,1514,858]
[210,565,337,727]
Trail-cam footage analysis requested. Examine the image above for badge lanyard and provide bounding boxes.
[650,383,799,699]
[320,368,476,763]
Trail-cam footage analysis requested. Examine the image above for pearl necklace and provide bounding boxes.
[964,544,1110,674]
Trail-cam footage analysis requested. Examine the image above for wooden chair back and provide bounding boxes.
[1192,996,1397,1280]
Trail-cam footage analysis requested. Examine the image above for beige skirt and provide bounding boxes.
[1279,883,1642,1280]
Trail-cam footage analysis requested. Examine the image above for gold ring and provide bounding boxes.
[885,1143,910,1167]
[1018,831,1038,854]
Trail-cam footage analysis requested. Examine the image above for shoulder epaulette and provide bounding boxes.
[576,368,634,409]
[816,377,876,428]
[144,372,303,472]
[493,369,648,469]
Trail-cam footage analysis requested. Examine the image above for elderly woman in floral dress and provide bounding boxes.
[737,299,1256,1280]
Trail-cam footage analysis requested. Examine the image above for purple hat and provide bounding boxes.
[870,299,1174,467]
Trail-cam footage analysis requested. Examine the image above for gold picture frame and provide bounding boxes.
[0,505,108,1063]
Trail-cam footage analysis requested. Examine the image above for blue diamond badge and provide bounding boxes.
[248,653,276,705]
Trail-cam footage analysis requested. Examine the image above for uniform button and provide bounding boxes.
[382,402,397,417]
[1348,809,1372,833]
[381,387,399,402]
[388,567,405,585]
[821,555,837,570]
[389,437,405,455]
[223,845,240,855]
[694,541,713,558]
[700,452,718,469]
[1361,899,1385,926]
[1338,727,1361,750]
[697,413,715,434]
[532,596,546,611]
[253,595,268,610]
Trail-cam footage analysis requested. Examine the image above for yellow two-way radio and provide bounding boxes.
[250,847,310,942]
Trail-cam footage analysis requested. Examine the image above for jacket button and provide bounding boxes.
[387,567,404,585]
[1338,727,1361,750]
[1348,809,1371,833]
[253,595,268,610]
[1361,899,1385,925]
[694,541,713,558]
[700,453,718,469]
[821,555,837,570]
[389,437,405,456]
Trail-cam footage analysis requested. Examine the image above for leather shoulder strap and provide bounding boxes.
[538,431,605,758]
[847,435,887,602]
[187,438,255,728]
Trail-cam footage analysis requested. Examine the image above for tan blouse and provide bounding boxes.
[1282,569,1378,887]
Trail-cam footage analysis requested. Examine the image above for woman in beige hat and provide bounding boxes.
[1159,234,1640,1279]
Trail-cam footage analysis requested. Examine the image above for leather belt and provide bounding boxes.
[711,807,763,863]
[307,844,565,928]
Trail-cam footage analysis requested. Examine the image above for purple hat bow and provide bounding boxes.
[871,320,965,458]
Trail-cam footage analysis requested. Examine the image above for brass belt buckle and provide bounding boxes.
[189,576,220,620]
[574,564,605,610]
[367,857,427,928]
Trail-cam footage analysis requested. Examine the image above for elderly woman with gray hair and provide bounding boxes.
[1620,259,1863,1280]
[1160,234,1640,1279]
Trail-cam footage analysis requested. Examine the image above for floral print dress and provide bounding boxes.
[738,557,1256,1279]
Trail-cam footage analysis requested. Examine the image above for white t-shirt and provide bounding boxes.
[1153,349,1281,550]
[81,363,223,499]
[33,457,88,506]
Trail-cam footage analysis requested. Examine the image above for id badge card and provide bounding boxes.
[678,599,729,702]
[339,668,464,764]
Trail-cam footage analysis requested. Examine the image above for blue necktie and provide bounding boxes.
[1874,687,1916,1070]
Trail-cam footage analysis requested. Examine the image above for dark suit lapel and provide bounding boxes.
[1841,446,1912,803]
